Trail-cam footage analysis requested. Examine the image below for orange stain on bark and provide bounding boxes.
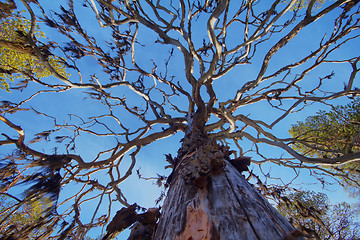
[176,199,212,240]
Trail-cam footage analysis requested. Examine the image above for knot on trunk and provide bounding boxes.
[228,156,251,173]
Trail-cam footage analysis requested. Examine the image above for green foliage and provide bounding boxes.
[290,99,360,157]
[277,190,360,239]
[298,0,325,7]
[290,0,326,10]
[290,98,360,197]
[0,11,68,91]
[0,194,53,237]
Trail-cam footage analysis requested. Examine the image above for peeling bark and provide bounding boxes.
[154,150,302,240]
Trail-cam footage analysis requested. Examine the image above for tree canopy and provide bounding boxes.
[0,195,54,238]
[290,98,360,197]
[0,7,68,91]
[276,190,360,239]
[0,0,360,239]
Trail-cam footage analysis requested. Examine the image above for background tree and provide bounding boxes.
[293,0,326,9]
[0,194,54,239]
[1,0,360,239]
[0,4,68,91]
[276,190,360,239]
[290,98,360,197]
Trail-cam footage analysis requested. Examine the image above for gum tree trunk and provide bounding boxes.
[153,138,303,240]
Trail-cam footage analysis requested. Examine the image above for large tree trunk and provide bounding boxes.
[154,135,303,240]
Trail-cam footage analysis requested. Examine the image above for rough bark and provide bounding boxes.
[154,140,303,240]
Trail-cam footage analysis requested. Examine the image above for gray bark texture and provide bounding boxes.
[154,150,303,240]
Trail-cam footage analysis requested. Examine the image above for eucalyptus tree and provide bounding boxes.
[290,98,360,198]
[275,190,360,240]
[1,0,360,239]
[0,7,68,91]
[0,195,54,238]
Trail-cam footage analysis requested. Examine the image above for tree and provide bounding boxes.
[276,190,360,239]
[290,0,326,9]
[0,194,54,239]
[1,0,360,239]
[290,98,360,197]
[0,4,68,91]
